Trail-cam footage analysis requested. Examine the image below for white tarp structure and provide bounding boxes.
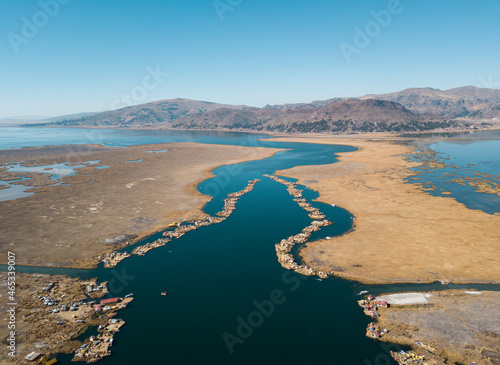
[375,292,429,305]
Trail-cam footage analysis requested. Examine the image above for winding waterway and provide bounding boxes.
[2,127,499,364]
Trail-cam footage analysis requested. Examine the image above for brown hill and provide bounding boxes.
[49,98,246,128]
[168,98,451,133]
[39,87,500,133]
[262,99,448,133]
[360,86,500,119]
[41,97,457,133]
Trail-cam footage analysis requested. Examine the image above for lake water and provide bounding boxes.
[406,129,500,214]
[1,127,499,364]
[0,160,107,201]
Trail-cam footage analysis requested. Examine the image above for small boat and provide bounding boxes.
[161,292,168,296]
[124,293,134,298]
[358,290,369,295]
[331,204,336,207]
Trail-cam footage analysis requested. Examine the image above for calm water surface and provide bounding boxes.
[406,129,500,214]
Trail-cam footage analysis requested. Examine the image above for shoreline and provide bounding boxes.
[360,289,500,364]
[9,123,500,134]
[1,150,284,271]
[270,134,500,285]
[0,142,282,269]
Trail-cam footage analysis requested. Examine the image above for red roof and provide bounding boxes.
[100,298,119,305]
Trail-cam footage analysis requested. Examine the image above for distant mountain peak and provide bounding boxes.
[359,86,500,118]
[29,85,500,133]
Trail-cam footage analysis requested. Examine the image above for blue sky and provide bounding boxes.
[1,0,499,118]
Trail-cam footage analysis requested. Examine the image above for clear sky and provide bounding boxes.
[1,0,499,118]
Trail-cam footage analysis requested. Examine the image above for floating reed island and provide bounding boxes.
[102,251,131,268]
[103,176,331,279]
[264,174,331,279]
[102,179,260,265]
[72,317,128,363]
[131,238,169,256]
[216,178,260,218]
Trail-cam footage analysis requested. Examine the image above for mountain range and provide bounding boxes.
[34,86,500,133]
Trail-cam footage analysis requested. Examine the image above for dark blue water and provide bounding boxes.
[2,128,498,364]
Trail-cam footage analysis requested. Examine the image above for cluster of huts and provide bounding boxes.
[131,238,169,256]
[72,318,125,363]
[102,251,131,268]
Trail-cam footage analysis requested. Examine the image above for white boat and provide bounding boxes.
[124,293,134,298]
[331,204,336,207]
[358,290,369,295]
